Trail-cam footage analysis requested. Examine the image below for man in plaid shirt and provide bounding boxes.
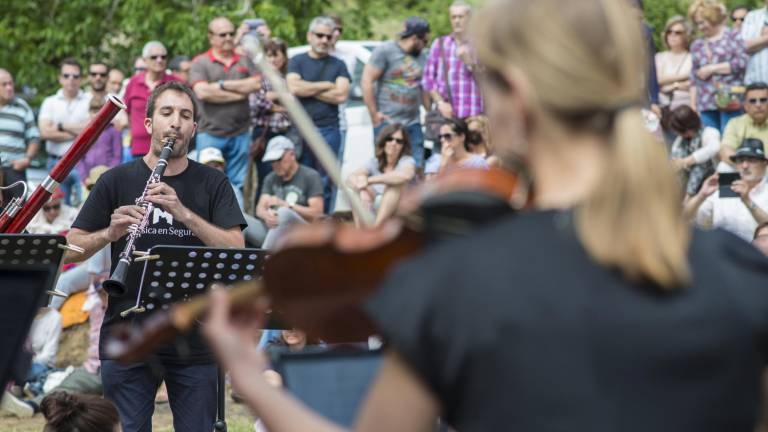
[421,0,484,120]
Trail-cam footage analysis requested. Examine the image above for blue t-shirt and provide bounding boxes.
[288,53,351,128]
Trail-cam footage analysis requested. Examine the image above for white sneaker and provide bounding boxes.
[1,390,34,418]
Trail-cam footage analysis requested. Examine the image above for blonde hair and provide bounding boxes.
[662,15,692,50]
[473,0,690,288]
[687,0,727,26]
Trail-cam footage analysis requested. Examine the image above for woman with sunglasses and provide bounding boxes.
[346,123,415,225]
[656,16,692,113]
[204,0,768,430]
[435,117,489,174]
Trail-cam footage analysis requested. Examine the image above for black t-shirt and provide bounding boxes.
[287,53,351,128]
[366,210,768,432]
[72,158,246,364]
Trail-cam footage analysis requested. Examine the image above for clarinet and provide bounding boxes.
[103,136,176,297]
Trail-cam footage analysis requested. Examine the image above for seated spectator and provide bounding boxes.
[754,221,768,255]
[1,286,107,418]
[436,118,489,173]
[48,245,109,310]
[667,105,720,198]
[466,115,491,158]
[685,138,768,241]
[347,124,415,226]
[76,98,122,185]
[256,136,324,249]
[25,307,62,397]
[720,83,768,169]
[26,189,78,235]
[40,391,119,432]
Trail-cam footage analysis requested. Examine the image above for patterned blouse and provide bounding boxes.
[690,28,748,112]
[249,76,292,132]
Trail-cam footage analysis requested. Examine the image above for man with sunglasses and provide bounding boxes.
[686,138,768,242]
[86,61,109,102]
[362,16,430,168]
[124,41,180,159]
[721,82,768,168]
[741,2,768,84]
[38,58,91,206]
[286,15,350,211]
[26,189,77,235]
[190,16,261,195]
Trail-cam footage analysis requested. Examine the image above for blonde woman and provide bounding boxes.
[656,16,693,111]
[689,0,748,133]
[204,0,768,430]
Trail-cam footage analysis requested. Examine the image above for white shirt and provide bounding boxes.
[742,8,768,85]
[331,46,357,132]
[29,308,62,366]
[26,204,79,235]
[38,89,91,157]
[696,177,768,241]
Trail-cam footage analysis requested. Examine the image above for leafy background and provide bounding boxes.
[0,0,765,105]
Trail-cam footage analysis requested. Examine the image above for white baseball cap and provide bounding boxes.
[199,147,225,165]
[262,136,295,163]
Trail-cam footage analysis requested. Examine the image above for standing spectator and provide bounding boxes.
[742,1,768,84]
[422,1,483,120]
[685,138,768,241]
[667,105,719,198]
[38,58,91,206]
[191,16,260,191]
[731,6,749,31]
[132,56,146,76]
[76,98,122,183]
[362,16,430,167]
[328,13,356,162]
[106,68,124,96]
[287,15,351,210]
[0,68,40,204]
[689,0,748,134]
[169,55,192,84]
[249,38,295,201]
[656,16,693,111]
[720,82,768,168]
[86,61,109,102]
[123,41,179,159]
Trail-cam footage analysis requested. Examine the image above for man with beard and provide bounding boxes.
[86,61,109,102]
[720,83,768,168]
[64,81,246,432]
[362,16,430,167]
[287,15,350,211]
[686,138,768,241]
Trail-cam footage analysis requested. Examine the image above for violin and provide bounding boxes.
[104,167,523,362]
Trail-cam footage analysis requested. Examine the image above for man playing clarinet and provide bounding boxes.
[64,81,246,432]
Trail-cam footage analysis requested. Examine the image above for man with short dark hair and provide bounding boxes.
[0,68,40,204]
[65,81,246,432]
[190,16,261,192]
[720,82,768,167]
[169,55,192,84]
[362,16,430,167]
[87,61,109,102]
[38,58,91,205]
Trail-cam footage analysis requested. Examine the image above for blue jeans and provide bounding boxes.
[699,109,743,135]
[25,362,51,396]
[301,125,342,213]
[196,130,251,190]
[374,122,425,168]
[102,360,217,432]
[47,157,81,206]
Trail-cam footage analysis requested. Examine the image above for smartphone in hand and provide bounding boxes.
[718,172,741,198]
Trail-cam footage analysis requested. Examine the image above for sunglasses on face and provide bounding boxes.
[667,29,685,35]
[61,73,81,79]
[134,67,146,72]
[748,97,768,105]
[732,17,745,22]
[438,132,456,142]
[89,71,107,77]
[213,31,235,38]
[149,54,167,61]
[313,32,333,40]
[43,204,61,212]
[385,136,404,145]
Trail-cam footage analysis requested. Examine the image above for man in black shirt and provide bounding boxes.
[64,81,246,432]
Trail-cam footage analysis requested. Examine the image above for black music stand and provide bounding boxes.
[0,234,67,388]
[127,245,268,432]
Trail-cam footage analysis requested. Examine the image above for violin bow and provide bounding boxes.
[241,35,376,227]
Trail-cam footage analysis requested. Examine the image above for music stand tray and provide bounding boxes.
[128,245,268,432]
[0,234,67,388]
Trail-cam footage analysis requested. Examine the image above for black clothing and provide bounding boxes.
[287,53,351,128]
[366,210,768,432]
[72,158,246,364]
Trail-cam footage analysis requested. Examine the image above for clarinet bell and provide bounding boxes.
[103,259,130,297]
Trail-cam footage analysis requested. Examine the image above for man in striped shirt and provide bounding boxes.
[0,68,40,204]
[421,0,484,120]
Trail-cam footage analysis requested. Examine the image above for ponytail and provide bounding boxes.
[575,108,690,288]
